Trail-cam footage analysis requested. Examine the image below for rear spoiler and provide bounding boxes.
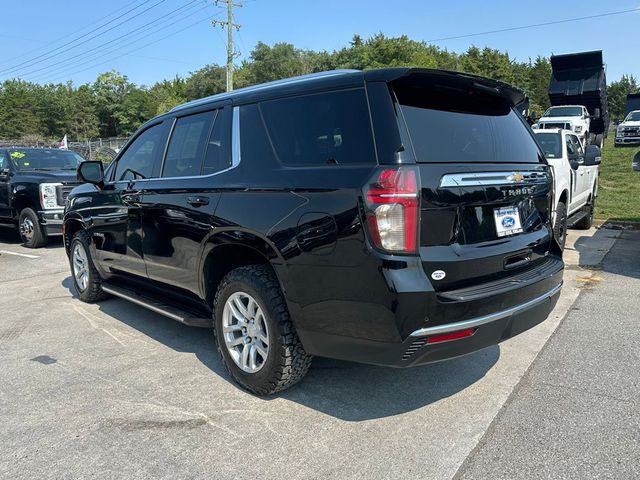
[364,68,526,108]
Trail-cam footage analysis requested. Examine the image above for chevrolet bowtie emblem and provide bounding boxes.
[510,172,524,183]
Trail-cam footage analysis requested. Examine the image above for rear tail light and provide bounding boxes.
[363,167,419,253]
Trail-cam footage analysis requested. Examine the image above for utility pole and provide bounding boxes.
[212,1,241,92]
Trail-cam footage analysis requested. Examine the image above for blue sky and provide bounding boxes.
[0,0,638,86]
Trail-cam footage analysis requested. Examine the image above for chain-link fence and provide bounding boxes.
[0,137,129,163]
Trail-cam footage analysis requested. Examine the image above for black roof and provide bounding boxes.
[160,67,525,119]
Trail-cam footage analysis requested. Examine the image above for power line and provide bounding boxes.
[0,0,167,76]
[17,1,204,81]
[0,1,155,67]
[40,14,219,84]
[212,1,242,91]
[427,7,640,43]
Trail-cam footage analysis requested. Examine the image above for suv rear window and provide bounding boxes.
[260,89,376,166]
[396,87,542,163]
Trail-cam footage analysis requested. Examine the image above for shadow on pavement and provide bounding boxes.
[574,226,640,280]
[0,225,21,244]
[0,224,64,248]
[61,275,500,421]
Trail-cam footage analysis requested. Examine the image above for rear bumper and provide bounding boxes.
[37,209,64,236]
[299,281,562,367]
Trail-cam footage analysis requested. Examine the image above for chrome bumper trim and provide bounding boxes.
[410,282,563,337]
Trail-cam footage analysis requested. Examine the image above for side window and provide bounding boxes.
[162,111,215,178]
[114,123,167,182]
[571,135,584,155]
[565,135,577,157]
[260,89,376,166]
[202,107,232,175]
[0,152,6,170]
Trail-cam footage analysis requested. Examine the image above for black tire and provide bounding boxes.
[18,208,47,248]
[574,196,595,230]
[213,264,312,395]
[553,201,568,250]
[69,230,109,302]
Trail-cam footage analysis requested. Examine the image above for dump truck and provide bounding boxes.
[624,92,640,118]
[538,50,609,148]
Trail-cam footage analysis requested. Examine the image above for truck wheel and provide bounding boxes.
[69,230,109,303]
[213,264,312,395]
[18,208,47,248]
[553,202,568,250]
[575,196,595,230]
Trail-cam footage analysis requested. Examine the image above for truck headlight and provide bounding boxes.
[574,126,582,133]
[39,183,62,209]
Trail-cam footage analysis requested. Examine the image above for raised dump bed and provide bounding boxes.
[548,50,609,137]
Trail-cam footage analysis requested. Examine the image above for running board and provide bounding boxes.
[101,284,211,328]
[567,210,589,229]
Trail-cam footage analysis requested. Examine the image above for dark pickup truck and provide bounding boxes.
[0,148,84,247]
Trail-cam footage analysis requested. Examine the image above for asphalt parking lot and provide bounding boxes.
[0,225,632,480]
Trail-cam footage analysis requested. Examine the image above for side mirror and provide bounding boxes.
[633,151,640,172]
[584,145,602,166]
[0,168,10,180]
[77,161,104,187]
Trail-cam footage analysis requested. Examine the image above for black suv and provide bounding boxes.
[0,148,84,247]
[64,68,564,395]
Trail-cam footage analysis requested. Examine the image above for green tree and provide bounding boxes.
[184,64,226,100]
[608,74,639,121]
[66,85,99,140]
[92,70,135,137]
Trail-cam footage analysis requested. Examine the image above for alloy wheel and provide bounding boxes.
[72,243,89,292]
[20,217,34,242]
[222,292,270,373]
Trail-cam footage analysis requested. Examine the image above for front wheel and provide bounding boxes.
[213,265,312,395]
[18,208,47,248]
[553,201,568,250]
[69,230,109,302]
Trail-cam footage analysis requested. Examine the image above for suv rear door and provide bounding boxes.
[138,106,231,295]
[390,76,557,292]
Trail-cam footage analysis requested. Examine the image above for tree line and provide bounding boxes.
[0,34,637,141]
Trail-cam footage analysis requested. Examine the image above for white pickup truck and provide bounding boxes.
[615,110,640,147]
[533,128,601,249]
[535,105,592,147]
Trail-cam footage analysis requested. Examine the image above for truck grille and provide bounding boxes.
[620,127,640,137]
[56,185,75,206]
[540,122,570,130]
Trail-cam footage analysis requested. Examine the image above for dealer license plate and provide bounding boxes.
[493,206,523,238]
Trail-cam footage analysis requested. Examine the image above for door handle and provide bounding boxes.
[187,196,209,207]
[122,193,141,204]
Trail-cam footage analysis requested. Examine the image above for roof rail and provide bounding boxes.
[170,69,360,112]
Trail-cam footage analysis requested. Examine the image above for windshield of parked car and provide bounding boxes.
[624,111,640,122]
[543,106,583,117]
[8,149,84,171]
[534,132,562,159]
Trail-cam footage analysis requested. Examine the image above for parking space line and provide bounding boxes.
[0,250,40,259]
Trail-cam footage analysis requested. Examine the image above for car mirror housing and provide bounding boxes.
[583,145,602,166]
[77,161,104,187]
[633,151,640,172]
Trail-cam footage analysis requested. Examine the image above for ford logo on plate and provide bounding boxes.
[502,216,516,228]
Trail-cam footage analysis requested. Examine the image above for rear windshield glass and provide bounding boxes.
[534,132,562,158]
[396,88,542,163]
[9,149,84,171]
[544,106,582,117]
